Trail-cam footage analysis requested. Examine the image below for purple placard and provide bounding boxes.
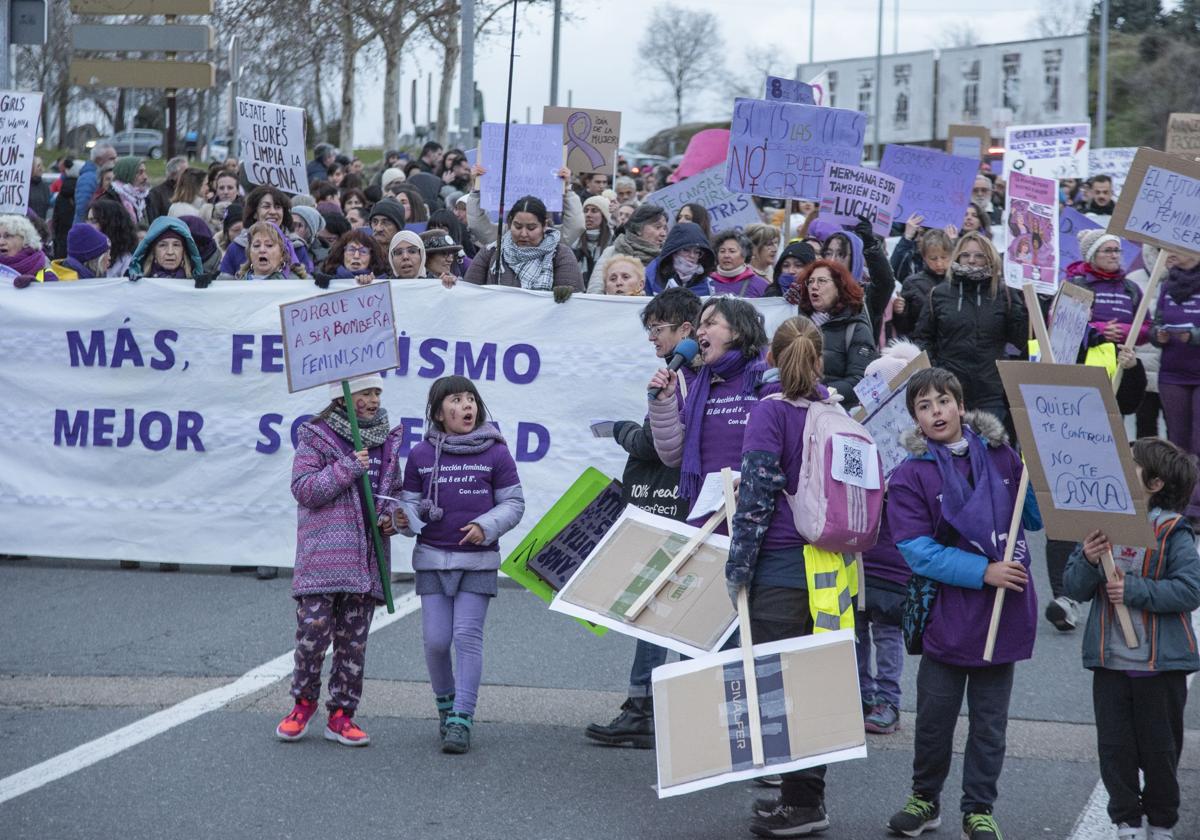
[1058,207,1142,281]
[724,98,867,200]
[817,161,902,237]
[1003,171,1059,295]
[764,76,816,105]
[879,144,978,230]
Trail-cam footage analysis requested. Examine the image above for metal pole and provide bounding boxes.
[0,0,11,90]
[459,0,475,146]
[893,0,899,53]
[228,36,240,140]
[808,0,815,64]
[166,15,177,159]
[549,0,561,106]
[494,0,519,282]
[1097,0,1109,148]
[873,0,882,160]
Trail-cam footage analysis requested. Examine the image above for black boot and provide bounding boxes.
[585,697,654,748]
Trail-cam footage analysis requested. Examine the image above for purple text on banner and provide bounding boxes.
[879,144,978,231]
[1058,207,1143,281]
[764,76,816,105]
[724,98,867,201]
[817,161,903,237]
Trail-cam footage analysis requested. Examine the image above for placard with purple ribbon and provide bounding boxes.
[817,161,902,237]
[543,106,621,177]
[879,144,978,230]
[724,98,867,200]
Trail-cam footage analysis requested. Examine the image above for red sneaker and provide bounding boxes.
[324,709,370,746]
[275,699,318,741]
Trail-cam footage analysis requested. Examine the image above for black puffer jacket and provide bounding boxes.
[819,307,879,408]
[893,268,945,337]
[912,267,1027,409]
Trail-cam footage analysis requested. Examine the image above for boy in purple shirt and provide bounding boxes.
[885,368,1041,840]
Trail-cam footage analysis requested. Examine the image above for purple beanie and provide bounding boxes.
[179,215,217,260]
[67,223,110,262]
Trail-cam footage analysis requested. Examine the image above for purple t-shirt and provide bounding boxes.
[740,398,807,550]
[1156,285,1200,386]
[1084,276,1139,326]
[888,444,1037,667]
[402,441,520,552]
[707,271,770,299]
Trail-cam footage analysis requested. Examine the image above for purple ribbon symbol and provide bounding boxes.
[566,111,606,170]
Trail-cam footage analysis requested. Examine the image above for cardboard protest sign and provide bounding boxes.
[998,362,1153,548]
[764,76,815,105]
[549,506,737,658]
[543,106,620,176]
[1046,282,1094,366]
[1058,207,1141,284]
[236,96,308,195]
[1088,147,1138,198]
[1108,147,1200,258]
[1165,113,1200,159]
[0,91,44,214]
[501,467,618,637]
[947,124,990,160]
[479,122,564,213]
[1004,123,1090,180]
[724,98,867,201]
[880,144,978,231]
[525,480,624,590]
[652,629,866,797]
[854,351,929,481]
[278,283,399,393]
[644,163,761,232]
[818,161,902,237]
[1003,171,1060,295]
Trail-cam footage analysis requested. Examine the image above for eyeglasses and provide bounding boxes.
[645,323,681,338]
[391,247,421,257]
[345,245,371,256]
[806,276,834,288]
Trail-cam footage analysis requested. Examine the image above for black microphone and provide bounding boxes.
[648,338,700,401]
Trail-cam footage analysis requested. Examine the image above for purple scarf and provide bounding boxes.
[418,423,506,523]
[927,426,1012,562]
[679,350,765,500]
[1,246,48,275]
[1165,263,1200,306]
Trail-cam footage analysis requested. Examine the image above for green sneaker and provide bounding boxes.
[887,794,941,837]
[962,811,1003,840]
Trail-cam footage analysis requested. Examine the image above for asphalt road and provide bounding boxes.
[1,533,1197,840]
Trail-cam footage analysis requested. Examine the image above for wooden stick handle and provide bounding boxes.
[1022,282,1054,364]
[983,467,1030,662]
[1100,549,1141,649]
[725,467,764,767]
[622,505,726,621]
[1114,249,1168,393]
[855,552,866,612]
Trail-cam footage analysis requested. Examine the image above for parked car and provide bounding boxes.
[85,129,165,159]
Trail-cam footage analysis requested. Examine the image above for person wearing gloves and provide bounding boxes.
[179,215,222,276]
[463,196,584,301]
[216,221,310,281]
[765,240,817,298]
[292,205,328,268]
[707,230,770,298]
[642,221,715,296]
[15,223,110,286]
[126,216,204,281]
[465,164,582,250]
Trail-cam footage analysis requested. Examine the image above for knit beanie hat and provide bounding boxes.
[329,373,385,399]
[292,205,324,240]
[1077,229,1120,264]
[370,199,407,231]
[380,168,406,192]
[113,156,141,184]
[67,223,110,262]
[583,195,610,218]
[222,203,244,238]
[179,215,217,261]
[321,210,351,238]
[863,339,922,385]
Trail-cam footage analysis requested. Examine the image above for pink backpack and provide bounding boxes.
[765,393,884,553]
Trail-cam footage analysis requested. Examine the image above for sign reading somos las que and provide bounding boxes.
[1108,147,1200,258]
[237,96,309,195]
[278,283,400,392]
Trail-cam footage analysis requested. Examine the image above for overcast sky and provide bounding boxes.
[352,0,1074,148]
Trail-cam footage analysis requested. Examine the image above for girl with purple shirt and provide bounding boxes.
[724,315,835,838]
[885,368,1041,840]
[393,376,525,755]
[1153,250,1200,519]
[647,296,771,530]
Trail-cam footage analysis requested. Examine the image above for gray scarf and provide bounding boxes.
[500,227,562,290]
[325,407,391,450]
[613,231,661,265]
[418,424,507,522]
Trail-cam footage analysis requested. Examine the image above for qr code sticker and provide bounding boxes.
[832,435,880,489]
[842,445,865,481]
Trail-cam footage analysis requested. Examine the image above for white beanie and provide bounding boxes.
[381,168,406,192]
[329,373,385,399]
[864,339,923,385]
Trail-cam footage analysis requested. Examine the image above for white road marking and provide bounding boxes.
[1065,601,1200,839]
[0,591,422,806]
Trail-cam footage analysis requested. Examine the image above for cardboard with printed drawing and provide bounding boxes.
[543,106,621,177]
[998,362,1153,548]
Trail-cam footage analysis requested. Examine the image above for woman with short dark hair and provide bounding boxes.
[588,204,669,293]
[462,195,584,300]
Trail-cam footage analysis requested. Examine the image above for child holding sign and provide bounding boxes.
[1062,438,1200,840]
[392,376,525,755]
[276,375,402,747]
[885,368,1041,840]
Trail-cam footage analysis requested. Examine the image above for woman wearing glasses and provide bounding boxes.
[911,232,1027,428]
[322,230,388,285]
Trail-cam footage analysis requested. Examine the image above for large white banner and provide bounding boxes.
[0,279,793,566]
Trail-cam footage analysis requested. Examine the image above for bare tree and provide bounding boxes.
[937,21,981,48]
[638,4,725,126]
[1028,0,1090,37]
[366,0,454,150]
[424,3,462,147]
[723,42,789,101]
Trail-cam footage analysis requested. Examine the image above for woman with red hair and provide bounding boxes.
[787,259,879,408]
